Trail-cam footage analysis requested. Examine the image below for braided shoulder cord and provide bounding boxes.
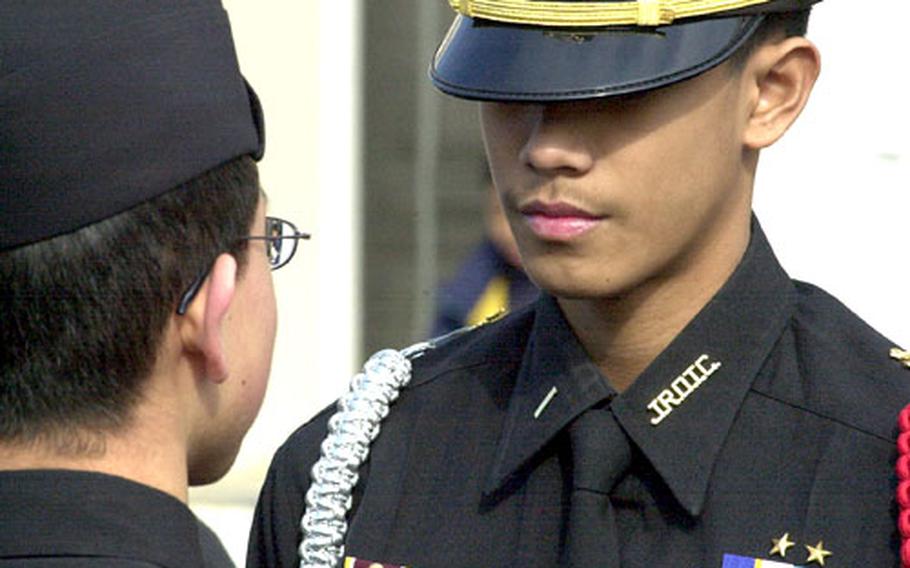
[894,348,910,567]
[298,328,475,568]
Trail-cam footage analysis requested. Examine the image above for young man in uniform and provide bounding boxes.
[249,0,910,566]
[0,1,307,565]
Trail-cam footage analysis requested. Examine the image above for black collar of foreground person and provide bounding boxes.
[0,469,234,567]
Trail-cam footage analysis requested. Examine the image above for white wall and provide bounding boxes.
[190,2,362,562]
[754,1,910,347]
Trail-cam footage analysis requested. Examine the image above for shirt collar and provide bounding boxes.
[483,292,614,498]
[0,469,206,567]
[483,219,796,517]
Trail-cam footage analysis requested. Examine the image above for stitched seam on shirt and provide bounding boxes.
[407,359,519,389]
[747,388,894,444]
[572,486,611,496]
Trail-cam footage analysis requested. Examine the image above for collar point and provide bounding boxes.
[675,490,708,519]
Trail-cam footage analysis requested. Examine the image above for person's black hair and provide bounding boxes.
[0,156,260,452]
[730,10,812,69]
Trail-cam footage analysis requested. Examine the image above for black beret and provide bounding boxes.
[0,0,265,251]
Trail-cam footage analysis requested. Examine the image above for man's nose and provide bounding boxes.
[519,104,595,177]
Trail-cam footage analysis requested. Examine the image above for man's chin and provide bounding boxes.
[187,446,240,487]
[527,269,630,302]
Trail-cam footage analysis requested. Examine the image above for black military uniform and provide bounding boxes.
[248,0,909,566]
[0,470,233,567]
[249,221,909,567]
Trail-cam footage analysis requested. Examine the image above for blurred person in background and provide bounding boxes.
[431,164,538,336]
[0,1,307,566]
[249,0,910,567]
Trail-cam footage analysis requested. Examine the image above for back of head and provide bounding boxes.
[0,1,265,451]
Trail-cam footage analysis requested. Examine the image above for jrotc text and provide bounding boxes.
[647,354,722,426]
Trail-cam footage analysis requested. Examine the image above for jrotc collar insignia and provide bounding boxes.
[343,558,409,568]
[646,353,722,425]
[533,386,559,419]
[891,347,910,369]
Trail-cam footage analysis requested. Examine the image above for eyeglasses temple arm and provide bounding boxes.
[176,271,208,315]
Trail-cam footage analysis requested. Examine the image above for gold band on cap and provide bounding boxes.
[448,0,772,27]
[637,0,663,25]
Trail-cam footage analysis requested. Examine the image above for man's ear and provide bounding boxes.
[742,37,821,150]
[181,253,238,384]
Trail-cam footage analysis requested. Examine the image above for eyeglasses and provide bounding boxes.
[245,216,311,271]
[176,216,310,315]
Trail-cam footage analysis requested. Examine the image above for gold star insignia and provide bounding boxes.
[805,541,833,566]
[769,532,796,558]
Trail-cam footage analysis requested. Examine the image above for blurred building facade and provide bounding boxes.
[362,1,489,353]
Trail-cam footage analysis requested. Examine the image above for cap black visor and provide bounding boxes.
[431,14,763,102]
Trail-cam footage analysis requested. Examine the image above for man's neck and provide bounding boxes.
[558,217,751,393]
[0,414,190,502]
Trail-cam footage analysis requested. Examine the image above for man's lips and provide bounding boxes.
[518,201,603,240]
